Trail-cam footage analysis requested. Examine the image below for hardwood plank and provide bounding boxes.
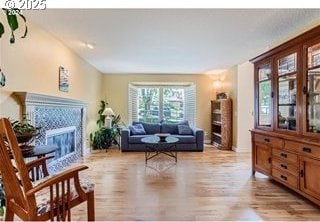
[68,146,320,221]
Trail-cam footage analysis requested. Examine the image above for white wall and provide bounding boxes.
[212,62,254,152]
[0,21,104,143]
[236,62,254,151]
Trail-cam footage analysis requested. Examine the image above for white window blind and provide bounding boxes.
[128,84,138,123]
[128,82,196,126]
[184,84,196,127]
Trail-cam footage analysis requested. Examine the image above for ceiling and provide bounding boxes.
[26,9,320,74]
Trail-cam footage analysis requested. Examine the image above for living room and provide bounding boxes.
[0,1,320,221]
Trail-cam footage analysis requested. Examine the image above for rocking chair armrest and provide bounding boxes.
[26,165,89,197]
[26,156,54,170]
[26,156,54,179]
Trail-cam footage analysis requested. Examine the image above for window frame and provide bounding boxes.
[128,82,196,126]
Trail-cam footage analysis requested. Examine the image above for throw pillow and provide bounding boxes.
[177,125,193,135]
[161,123,178,134]
[129,124,146,135]
[177,120,189,126]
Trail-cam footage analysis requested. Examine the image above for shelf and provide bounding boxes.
[212,142,221,148]
[307,64,320,71]
[212,132,221,137]
[278,103,296,106]
[212,111,221,114]
[309,91,320,96]
[212,121,222,125]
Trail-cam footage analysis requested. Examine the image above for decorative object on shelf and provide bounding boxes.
[59,66,69,92]
[216,92,227,100]
[102,107,115,129]
[90,100,124,151]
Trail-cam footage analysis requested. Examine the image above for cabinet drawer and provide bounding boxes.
[272,158,298,176]
[272,168,298,189]
[272,148,298,164]
[284,140,300,152]
[254,134,282,148]
[297,144,320,160]
[285,141,320,159]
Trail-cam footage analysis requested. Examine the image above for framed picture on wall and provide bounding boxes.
[59,66,69,92]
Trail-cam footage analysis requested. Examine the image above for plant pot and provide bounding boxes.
[16,132,37,144]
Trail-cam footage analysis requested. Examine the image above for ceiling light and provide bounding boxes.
[86,43,95,49]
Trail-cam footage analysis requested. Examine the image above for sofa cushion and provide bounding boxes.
[177,125,193,135]
[174,135,196,143]
[129,124,146,135]
[177,120,189,126]
[128,135,150,144]
[161,123,178,134]
[133,122,161,134]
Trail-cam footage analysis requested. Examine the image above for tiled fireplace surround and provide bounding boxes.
[14,92,87,172]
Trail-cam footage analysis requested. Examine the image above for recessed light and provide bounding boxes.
[86,43,95,49]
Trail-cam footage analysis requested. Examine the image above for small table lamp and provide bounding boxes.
[102,107,115,128]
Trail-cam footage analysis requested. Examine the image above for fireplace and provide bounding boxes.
[13,92,87,172]
[46,126,76,160]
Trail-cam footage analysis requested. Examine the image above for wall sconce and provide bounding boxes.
[102,107,115,128]
[213,80,222,90]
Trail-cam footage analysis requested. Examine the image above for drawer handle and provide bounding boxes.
[300,169,304,178]
[280,175,287,181]
[280,153,287,158]
[264,138,270,143]
[303,147,312,153]
[280,164,287,169]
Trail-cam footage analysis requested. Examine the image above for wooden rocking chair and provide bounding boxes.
[0,118,95,221]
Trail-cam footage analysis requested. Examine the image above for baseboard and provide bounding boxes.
[204,139,211,144]
[233,146,251,152]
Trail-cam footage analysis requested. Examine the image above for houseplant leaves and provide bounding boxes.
[0,22,4,38]
[1,9,28,43]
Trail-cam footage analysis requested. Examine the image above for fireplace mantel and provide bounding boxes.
[13,92,87,108]
[13,92,87,172]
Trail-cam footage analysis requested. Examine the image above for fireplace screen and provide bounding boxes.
[46,126,76,160]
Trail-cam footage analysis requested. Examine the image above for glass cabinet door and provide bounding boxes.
[257,63,272,127]
[306,42,320,134]
[277,53,297,131]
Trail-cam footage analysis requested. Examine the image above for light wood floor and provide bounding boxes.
[70,147,320,221]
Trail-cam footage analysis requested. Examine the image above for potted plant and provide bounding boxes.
[90,100,124,151]
[10,118,39,145]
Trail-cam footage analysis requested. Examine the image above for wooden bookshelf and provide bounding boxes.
[211,99,232,150]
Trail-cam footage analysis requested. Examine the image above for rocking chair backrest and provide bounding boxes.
[0,118,36,213]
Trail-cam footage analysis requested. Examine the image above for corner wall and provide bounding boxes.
[102,74,214,141]
[0,21,104,145]
[213,62,254,151]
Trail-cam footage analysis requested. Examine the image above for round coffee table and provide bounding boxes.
[141,136,179,163]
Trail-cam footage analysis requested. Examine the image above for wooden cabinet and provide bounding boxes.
[300,157,320,200]
[211,99,232,150]
[253,142,271,175]
[251,25,320,206]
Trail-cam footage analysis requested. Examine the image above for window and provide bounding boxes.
[129,83,196,126]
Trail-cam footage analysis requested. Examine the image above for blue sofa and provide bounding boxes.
[121,121,204,151]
